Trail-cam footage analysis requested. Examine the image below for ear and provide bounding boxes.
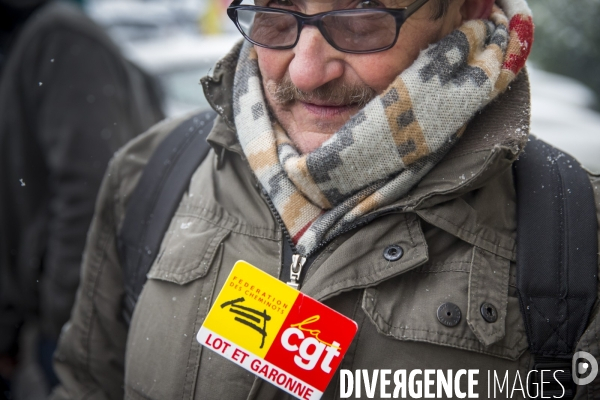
[461,0,495,20]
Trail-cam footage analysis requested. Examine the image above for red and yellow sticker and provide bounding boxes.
[197,260,358,400]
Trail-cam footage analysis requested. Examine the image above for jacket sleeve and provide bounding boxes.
[50,153,127,400]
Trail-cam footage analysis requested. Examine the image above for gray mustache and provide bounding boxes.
[266,76,377,108]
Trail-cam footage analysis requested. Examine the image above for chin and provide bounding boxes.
[287,129,337,154]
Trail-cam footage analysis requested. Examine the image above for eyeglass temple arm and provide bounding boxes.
[405,0,431,18]
[229,0,243,6]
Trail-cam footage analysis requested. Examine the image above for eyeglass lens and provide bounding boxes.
[236,9,398,52]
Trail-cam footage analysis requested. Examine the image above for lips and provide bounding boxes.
[302,102,357,118]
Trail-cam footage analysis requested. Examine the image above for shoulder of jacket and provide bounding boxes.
[111,111,204,177]
[587,171,600,183]
[582,166,600,196]
[106,111,209,220]
[588,172,600,213]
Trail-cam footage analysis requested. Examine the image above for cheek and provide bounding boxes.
[348,46,422,93]
[349,22,445,92]
[256,47,293,83]
[349,54,413,93]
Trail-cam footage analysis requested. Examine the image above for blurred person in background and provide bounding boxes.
[0,0,164,398]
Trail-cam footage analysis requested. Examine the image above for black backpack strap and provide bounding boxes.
[118,109,218,325]
[514,136,598,398]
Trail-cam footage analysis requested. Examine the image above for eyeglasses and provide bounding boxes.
[227,0,431,54]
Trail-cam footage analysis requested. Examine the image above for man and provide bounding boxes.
[0,0,163,396]
[52,0,600,399]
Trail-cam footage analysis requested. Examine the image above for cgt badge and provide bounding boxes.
[197,260,358,400]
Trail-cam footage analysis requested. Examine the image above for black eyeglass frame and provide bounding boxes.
[227,0,431,54]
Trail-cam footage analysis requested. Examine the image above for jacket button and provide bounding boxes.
[437,303,461,327]
[383,245,403,261]
[480,302,498,323]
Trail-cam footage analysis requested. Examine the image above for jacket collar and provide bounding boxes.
[201,40,243,156]
[202,40,531,212]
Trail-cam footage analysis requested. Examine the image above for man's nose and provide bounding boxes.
[287,26,345,93]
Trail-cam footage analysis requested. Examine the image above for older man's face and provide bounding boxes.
[255,0,464,153]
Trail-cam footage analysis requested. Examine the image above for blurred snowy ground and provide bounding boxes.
[528,68,600,173]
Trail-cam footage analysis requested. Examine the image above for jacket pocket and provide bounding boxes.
[362,245,529,360]
[125,212,229,400]
[147,213,230,285]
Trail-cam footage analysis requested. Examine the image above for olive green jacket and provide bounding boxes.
[51,43,600,400]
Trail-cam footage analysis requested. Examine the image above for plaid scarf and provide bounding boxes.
[233,0,533,256]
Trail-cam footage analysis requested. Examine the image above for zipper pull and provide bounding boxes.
[287,254,306,290]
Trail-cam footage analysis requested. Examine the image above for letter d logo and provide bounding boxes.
[572,351,598,386]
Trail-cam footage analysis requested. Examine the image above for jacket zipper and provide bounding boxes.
[259,186,400,290]
[288,254,306,289]
[258,188,308,287]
